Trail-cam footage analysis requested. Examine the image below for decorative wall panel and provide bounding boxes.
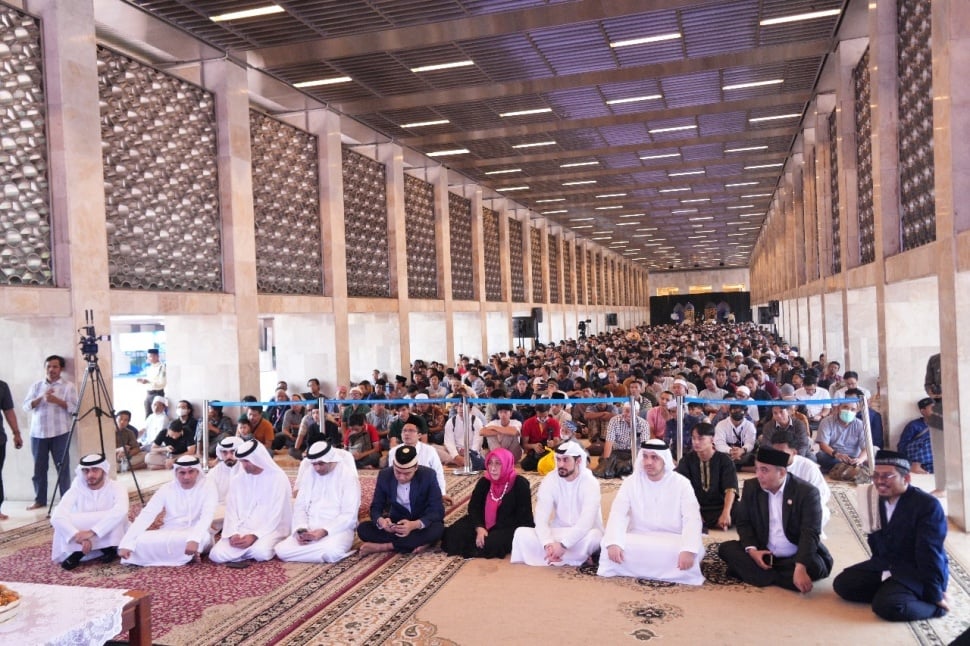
[449,192,474,301]
[530,226,543,303]
[0,6,50,286]
[404,175,438,299]
[548,234,560,304]
[509,217,525,302]
[827,110,841,275]
[853,49,875,266]
[586,250,593,305]
[898,0,935,250]
[596,255,604,306]
[563,241,574,305]
[99,46,222,291]
[342,146,390,297]
[250,111,322,294]
[483,207,502,302]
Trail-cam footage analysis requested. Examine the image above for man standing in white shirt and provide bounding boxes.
[23,354,78,510]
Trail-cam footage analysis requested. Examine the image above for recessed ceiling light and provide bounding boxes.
[610,32,682,48]
[495,186,530,192]
[484,168,522,175]
[668,170,705,177]
[411,60,475,73]
[596,193,627,198]
[606,94,662,105]
[512,141,556,149]
[649,124,697,134]
[499,108,553,117]
[536,198,566,203]
[399,119,450,128]
[211,4,283,21]
[426,148,470,157]
[760,9,841,26]
[560,161,599,168]
[726,182,759,187]
[294,76,352,88]
[749,113,801,122]
[640,152,681,160]
[563,180,597,186]
[744,163,784,169]
[725,145,769,153]
[722,79,784,91]
[659,187,690,193]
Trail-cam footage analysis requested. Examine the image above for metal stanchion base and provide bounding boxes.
[452,468,480,476]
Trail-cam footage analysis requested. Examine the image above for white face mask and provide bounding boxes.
[666,400,678,410]
[597,372,607,379]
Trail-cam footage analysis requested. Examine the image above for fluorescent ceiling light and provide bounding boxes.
[649,124,697,134]
[740,226,761,231]
[726,182,759,187]
[400,119,450,128]
[536,198,565,203]
[727,233,747,237]
[739,213,759,218]
[411,60,474,73]
[689,216,714,221]
[632,234,653,238]
[211,4,283,21]
[484,168,522,175]
[725,145,768,153]
[572,225,593,229]
[595,205,624,210]
[687,235,708,239]
[426,148,470,157]
[727,204,755,209]
[668,170,705,177]
[638,227,658,232]
[618,213,645,218]
[500,108,553,117]
[294,76,352,88]
[570,217,594,221]
[606,94,662,105]
[760,9,841,26]
[592,237,611,241]
[681,198,710,203]
[495,186,529,192]
[615,222,639,226]
[542,209,568,214]
[671,209,697,214]
[640,152,681,160]
[562,180,596,186]
[744,163,784,169]
[512,141,556,149]
[610,241,629,245]
[561,161,599,168]
[722,79,784,91]
[659,187,690,193]
[610,32,682,48]
[742,193,772,198]
[749,113,801,122]
[596,193,627,198]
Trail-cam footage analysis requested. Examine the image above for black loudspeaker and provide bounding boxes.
[758,307,773,324]
[605,313,618,326]
[769,299,780,316]
[512,316,537,338]
[531,307,543,323]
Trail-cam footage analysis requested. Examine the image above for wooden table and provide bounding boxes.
[122,590,152,645]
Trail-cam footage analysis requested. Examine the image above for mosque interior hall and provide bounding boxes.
[0,0,969,641]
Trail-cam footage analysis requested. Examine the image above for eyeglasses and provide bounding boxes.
[871,473,899,482]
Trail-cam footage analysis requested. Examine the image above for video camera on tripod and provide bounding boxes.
[78,309,111,360]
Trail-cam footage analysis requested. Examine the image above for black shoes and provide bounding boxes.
[99,546,118,564]
[61,551,84,571]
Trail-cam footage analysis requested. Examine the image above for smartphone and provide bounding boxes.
[762,553,774,567]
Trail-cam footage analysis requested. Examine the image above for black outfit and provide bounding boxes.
[759,418,814,461]
[675,451,739,528]
[0,380,13,509]
[442,475,534,558]
[357,466,445,553]
[833,486,949,621]
[153,420,193,456]
[718,476,833,591]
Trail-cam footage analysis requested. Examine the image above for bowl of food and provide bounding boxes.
[0,584,20,623]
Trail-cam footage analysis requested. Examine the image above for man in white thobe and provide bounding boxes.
[275,441,361,563]
[597,439,705,585]
[387,422,451,506]
[50,453,130,570]
[511,441,603,566]
[209,436,241,534]
[119,455,218,566]
[209,440,292,564]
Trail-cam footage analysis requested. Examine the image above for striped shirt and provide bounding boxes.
[22,377,78,439]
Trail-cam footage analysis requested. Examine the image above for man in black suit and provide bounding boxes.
[718,447,833,592]
[357,445,445,555]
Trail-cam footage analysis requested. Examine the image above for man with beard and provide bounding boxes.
[50,453,129,570]
[511,442,603,566]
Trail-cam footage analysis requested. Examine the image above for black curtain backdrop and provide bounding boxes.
[649,292,752,326]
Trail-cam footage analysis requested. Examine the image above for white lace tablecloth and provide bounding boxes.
[0,581,129,645]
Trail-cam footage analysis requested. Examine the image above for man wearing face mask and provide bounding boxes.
[714,404,757,470]
[817,400,868,478]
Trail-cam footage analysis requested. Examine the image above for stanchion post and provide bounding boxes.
[200,399,210,473]
[859,396,875,473]
[453,394,479,476]
[675,395,685,459]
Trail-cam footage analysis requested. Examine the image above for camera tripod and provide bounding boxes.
[48,315,145,514]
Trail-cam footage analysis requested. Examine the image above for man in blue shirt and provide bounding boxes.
[896,398,935,474]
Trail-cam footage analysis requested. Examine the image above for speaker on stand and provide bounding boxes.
[531,307,543,342]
